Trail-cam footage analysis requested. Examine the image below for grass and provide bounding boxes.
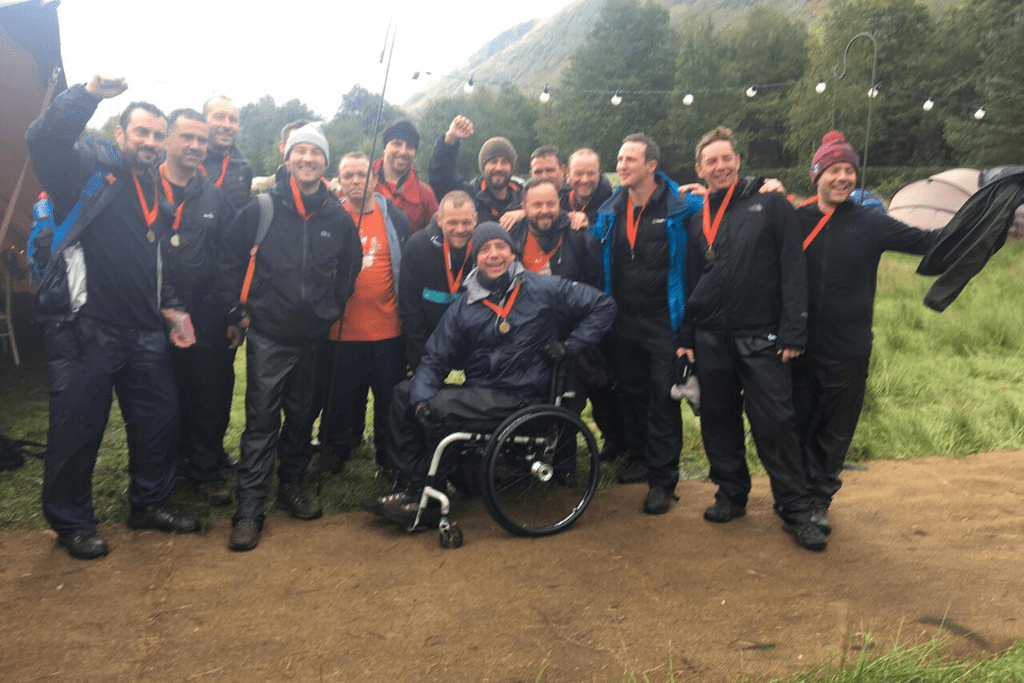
[2,241,1023,528]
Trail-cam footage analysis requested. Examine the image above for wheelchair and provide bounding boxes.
[402,362,601,549]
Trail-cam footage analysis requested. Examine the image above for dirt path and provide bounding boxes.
[1,450,1021,683]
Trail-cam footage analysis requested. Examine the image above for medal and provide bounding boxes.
[147,230,156,243]
[170,234,181,247]
[701,179,737,261]
[483,283,522,335]
[498,321,511,334]
[705,247,715,261]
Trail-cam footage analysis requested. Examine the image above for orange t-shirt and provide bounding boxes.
[522,231,559,276]
[334,202,400,341]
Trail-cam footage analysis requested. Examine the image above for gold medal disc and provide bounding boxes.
[498,321,511,334]
[170,234,181,247]
[147,230,156,243]
[705,247,715,261]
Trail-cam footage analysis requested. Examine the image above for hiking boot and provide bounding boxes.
[784,520,828,551]
[598,442,624,462]
[810,508,832,535]
[381,497,440,530]
[58,531,109,560]
[359,488,414,516]
[643,487,679,515]
[275,482,322,520]
[618,458,648,484]
[228,518,261,552]
[127,505,201,533]
[703,498,746,523]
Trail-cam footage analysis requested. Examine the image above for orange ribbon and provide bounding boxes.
[444,238,471,294]
[132,170,160,227]
[701,179,738,250]
[481,282,522,323]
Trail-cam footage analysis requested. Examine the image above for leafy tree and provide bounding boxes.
[237,95,317,176]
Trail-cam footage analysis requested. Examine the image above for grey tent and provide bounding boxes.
[888,168,981,231]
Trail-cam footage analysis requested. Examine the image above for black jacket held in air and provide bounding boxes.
[797,200,937,357]
[219,176,362,345]
[681,177,807,350]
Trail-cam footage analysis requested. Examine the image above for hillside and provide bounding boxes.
[403,0,961,113]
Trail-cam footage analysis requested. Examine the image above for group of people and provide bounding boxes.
[25,74,937,560]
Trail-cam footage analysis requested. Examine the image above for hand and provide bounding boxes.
[415,402,435,430]
[498,209,525,230]
[444,115,474,145]
[568,211,589,231]
[542,340,573,363]
[85,76,128,99]
[760,178,786,195]
[778,348,803,363]
[678,183,707,198]
[226,324,246,349]
[678,347,695,363]
[162,309,196,348]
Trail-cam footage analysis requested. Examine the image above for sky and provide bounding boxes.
[55,0,577,127]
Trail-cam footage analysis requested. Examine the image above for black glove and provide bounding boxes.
[415,402,435,430]
[542,340,573,363]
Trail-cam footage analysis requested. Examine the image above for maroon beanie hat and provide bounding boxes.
[810,131,860,184]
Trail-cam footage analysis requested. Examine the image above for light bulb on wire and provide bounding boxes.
[683,92,694,106]
[463,76,474,94]
[610,89,623,106]
[815,79,827,94]
[923,97,934,111]
[539,85,550,103]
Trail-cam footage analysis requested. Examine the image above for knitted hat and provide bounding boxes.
[382,118,420,150]
[285,121,329,166]
[478,136,517,173]
[471,221,518,263]
[810,131,859,184]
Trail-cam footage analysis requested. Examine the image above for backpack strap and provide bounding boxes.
[239,193,274,305]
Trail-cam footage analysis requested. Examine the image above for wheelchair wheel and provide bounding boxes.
[480,405,600,537]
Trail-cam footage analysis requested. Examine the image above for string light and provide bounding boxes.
[815,79,827,94]
[683,92,694,106]
[610,89,622,106]
[539,85,550,103]
[746,85,758,98]
[974,106,986,120]
[867,84,880,98]
[463,76,474,94]
[923,97,934,111]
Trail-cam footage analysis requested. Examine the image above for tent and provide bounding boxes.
[0,0,65,292]
[887,168,981,231]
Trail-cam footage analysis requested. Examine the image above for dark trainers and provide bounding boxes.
[275,482,323,520]
[359,488,414,516]
[58,531,109,560]
[810,508,832,535]
[381,498,440,529]
[703,498,746,523]
[784,520,828,551]
[643,487,679,515]
[618,459,648,484]
[228,518,261,552]
[127,505,201,533]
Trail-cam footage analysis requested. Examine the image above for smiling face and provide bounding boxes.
[482,156,513,190]
[616,141,656,191]
[115,108,168,171]
[816,162,858,209]
[438,199,477,249]
[165,117,209,174]
[476,238,515,279]
[567,152,600,200]
[382,138,416,178]
[286,142,327,189]
[205,100,239,150]
[695,140,741,192]
[523,183,560,234]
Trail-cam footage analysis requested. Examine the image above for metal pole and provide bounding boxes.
[833,33,878,201]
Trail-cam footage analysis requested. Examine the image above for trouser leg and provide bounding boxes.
[277,339,318,484]
[172,345,232,482]
[388,379,425,488]
[235,330,302,521]
[369,336,405,467]
[735,338,814,522]
[793,353,868,508]
[41,319,116,535]
[321,340,368,463]
[694,330,750,507]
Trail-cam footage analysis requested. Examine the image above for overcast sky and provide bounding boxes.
[56,0,576,126]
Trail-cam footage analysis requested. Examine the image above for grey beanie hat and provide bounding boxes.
[285,121,330,166]
[478,136,517,173]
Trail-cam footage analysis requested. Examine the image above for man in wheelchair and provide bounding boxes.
[365,222,617,528]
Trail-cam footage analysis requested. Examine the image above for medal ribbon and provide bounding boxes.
[443,238,471,294]
[569,189,589,214]
[523,231,562,272]
[158,163,185,235]
[701,179,737,250]
[210,153,230,188]
[289,176,311,220]
[802,209,835,251]
[132,170,160,228]
[626,195,650,251]
[482,282,522,324]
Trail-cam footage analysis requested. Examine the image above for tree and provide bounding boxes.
[237,95,317,176]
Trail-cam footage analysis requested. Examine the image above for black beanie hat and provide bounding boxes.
[383,118,420,150]
[471,222,518,264]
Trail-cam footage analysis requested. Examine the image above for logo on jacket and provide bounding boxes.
[749,204,763,212]
[320,230,332,239]
[203,213,214,219]
[651,218,666,224]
